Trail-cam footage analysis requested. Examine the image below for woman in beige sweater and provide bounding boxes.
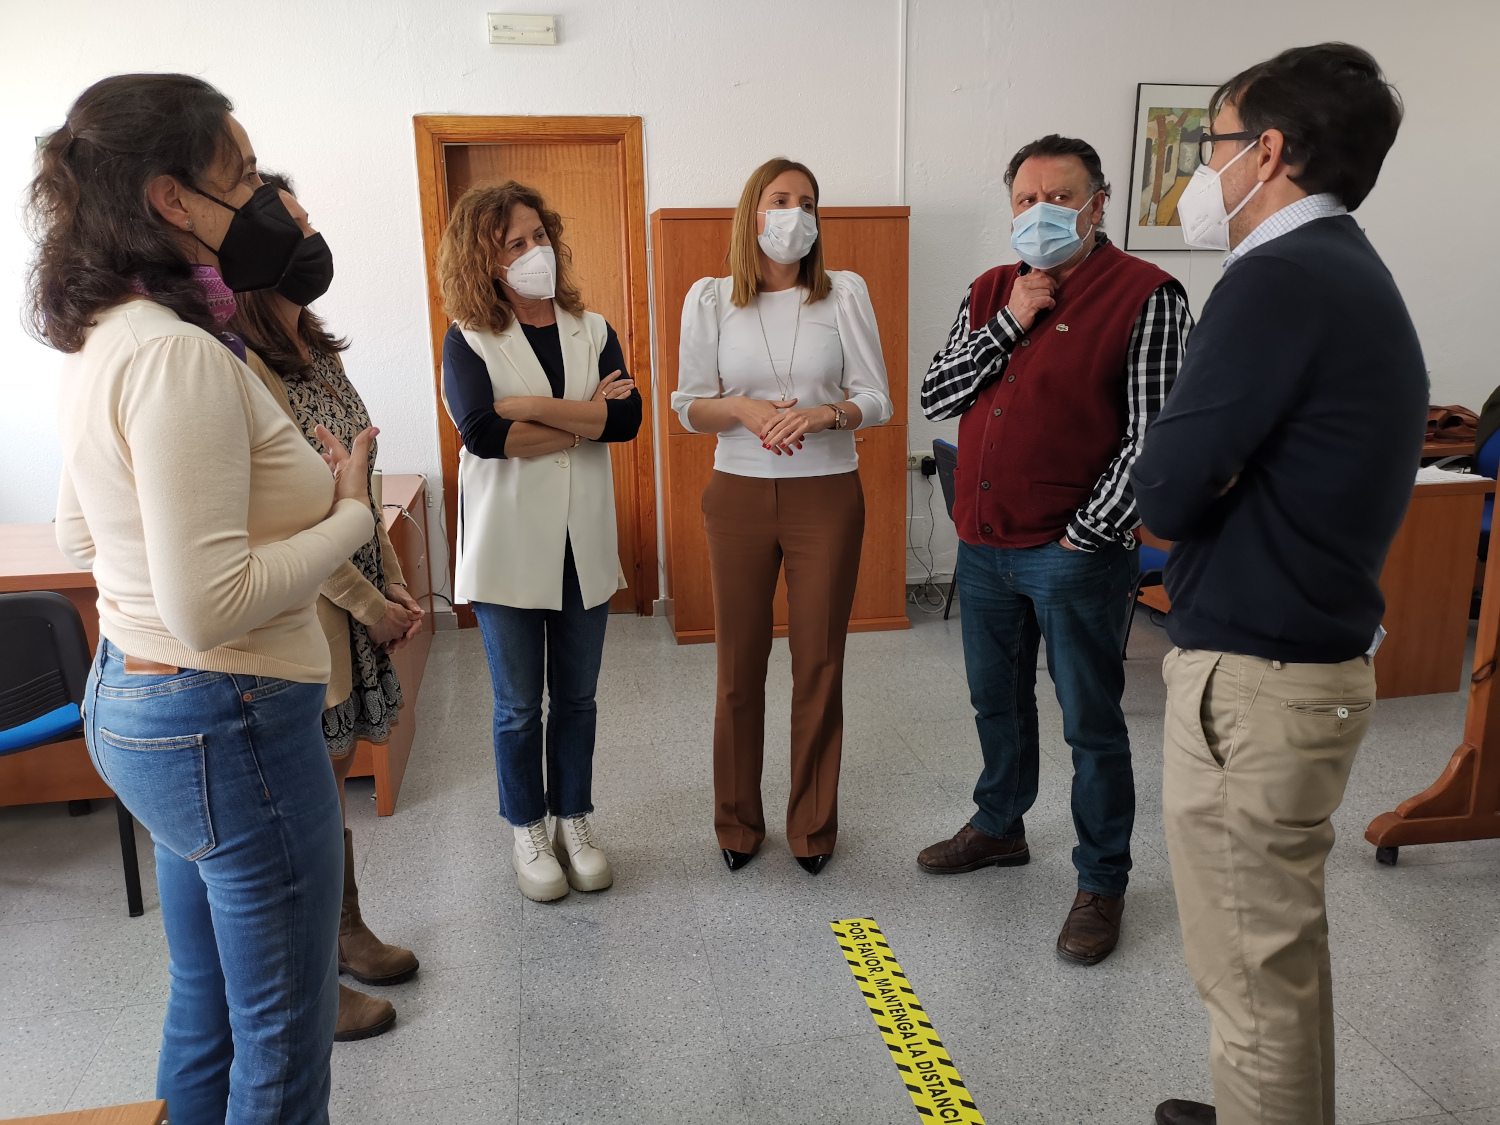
[34,74,371,1124]
[230,172,423,1043]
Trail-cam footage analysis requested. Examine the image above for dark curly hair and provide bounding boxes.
[227,171,348,381]
[26,73,241,353]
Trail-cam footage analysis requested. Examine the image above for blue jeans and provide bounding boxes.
[955,539,1135,897]
[472,544,610,826]
[83,641,342,1125]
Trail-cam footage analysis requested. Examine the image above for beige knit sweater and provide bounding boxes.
[55,299,373,683]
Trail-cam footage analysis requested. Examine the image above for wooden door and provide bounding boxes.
[414,117,656,620]
[650,207,911,643]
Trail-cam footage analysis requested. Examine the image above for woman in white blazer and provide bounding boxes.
[671,158,893,876]
[437,182,641,902]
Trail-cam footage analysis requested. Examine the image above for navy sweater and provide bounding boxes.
[1130,215,1428,663]
[443,320,642,458]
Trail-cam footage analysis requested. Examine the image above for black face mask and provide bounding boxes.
[276,232,335,307]
[191,182,304,293]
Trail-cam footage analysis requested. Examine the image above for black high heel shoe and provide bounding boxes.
[795,854,830,875]
[722,849,755,871]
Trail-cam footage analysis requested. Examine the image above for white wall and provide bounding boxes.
[3,0,1495,592]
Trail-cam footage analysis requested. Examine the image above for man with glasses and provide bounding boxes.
[1131,44,1424,1125]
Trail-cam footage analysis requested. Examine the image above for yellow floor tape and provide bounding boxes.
[830,917,986,1123]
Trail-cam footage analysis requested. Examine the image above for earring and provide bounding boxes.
[185,220,194,230]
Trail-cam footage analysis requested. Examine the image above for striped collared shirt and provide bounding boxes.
[920,238,1193,551]
[1223,192,1347,269]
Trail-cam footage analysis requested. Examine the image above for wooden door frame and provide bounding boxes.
[412,115,659,624]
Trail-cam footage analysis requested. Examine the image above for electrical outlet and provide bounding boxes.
[907,453,922,471]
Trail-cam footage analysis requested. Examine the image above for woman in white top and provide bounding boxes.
[672,157,893,875]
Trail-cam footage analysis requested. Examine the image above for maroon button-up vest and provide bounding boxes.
[954,239,1173,549]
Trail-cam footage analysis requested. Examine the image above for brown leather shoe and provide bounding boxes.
[1155,1099,1215,1124]
[1056,890,1124,964]
[334,983,396,1042]
[917,823,1029,873]
[339,828,420,986]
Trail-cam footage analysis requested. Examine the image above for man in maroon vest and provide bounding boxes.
[917,135,1192,965]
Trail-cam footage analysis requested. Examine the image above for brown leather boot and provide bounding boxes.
[1056,889,1124,965]
[334,983,396,1042]
[339,828,419,986]
[917,823,1029,873]
[1155,1099,1215,1123]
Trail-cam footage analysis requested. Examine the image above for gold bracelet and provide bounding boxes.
[572,433,582,449]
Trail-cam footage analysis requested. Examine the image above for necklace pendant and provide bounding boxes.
[780,392,788,402]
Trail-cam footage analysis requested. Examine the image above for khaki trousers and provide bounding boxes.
[702,470,864,857]
[1162,648,1375,1125]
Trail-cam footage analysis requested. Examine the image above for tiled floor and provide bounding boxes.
[3,607,1499,1123]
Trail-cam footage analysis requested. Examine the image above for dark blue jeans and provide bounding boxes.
[472,544,610,826]
[84,641,342,1125]
[955,539,1135,897]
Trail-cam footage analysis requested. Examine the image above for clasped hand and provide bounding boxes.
[739,397,835,457]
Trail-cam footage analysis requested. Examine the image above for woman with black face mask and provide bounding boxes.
[32,74,374,1124]
[229,172,424,1043]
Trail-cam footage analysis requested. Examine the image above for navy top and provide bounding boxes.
[442,318,641,459]
[1130,215,1428,664]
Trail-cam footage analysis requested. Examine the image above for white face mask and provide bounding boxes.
[757,208,819,264]
[501,244,557,299]
[1176,140,1263,251]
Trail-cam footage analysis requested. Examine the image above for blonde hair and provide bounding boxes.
[728,158,832,308]
[436,181,585,333]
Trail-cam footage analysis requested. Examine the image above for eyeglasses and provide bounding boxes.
[1198,131,1258,167]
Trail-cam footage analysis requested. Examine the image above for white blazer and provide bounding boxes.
[452,305,622,611]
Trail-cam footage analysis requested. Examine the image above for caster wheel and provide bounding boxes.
[1375,846,1399,867]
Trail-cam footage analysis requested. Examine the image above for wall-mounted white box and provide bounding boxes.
[487,13,557,45]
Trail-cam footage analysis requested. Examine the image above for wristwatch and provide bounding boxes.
[828,404,848,431]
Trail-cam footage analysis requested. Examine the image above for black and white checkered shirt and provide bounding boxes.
[921,243,1193,551]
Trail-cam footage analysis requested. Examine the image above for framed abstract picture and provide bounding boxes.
[1126,83,1220,251]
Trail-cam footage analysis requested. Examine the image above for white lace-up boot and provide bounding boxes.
[553,814,614,892]
[512,819,568,902]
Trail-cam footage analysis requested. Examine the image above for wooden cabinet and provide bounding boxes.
[650,207,910,644]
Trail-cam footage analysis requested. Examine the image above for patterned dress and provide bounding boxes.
[284,349,403,756]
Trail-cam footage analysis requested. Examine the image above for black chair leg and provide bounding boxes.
[116,798,144,918]
[68,798,92,817]
[943,579,957,621]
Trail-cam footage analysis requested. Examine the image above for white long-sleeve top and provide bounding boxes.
[55,299,373,683]
[671,270,893,478]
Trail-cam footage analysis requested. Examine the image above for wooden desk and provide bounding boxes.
[0,474,433,815]
[1423,439,1475,459]
[346,474,434,815]
[1133,477,1494,698]
[3,1101,168,1125]
[1375,475,1493,697]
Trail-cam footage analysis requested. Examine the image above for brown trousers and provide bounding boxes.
[702,470,865,857]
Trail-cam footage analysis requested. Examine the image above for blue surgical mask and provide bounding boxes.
[1010,198,1096,270]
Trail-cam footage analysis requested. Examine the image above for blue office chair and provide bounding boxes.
[1479,429,1500,540]
[0,592,144,917]
[1123,542,1169,659]
[932,439,960,619]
